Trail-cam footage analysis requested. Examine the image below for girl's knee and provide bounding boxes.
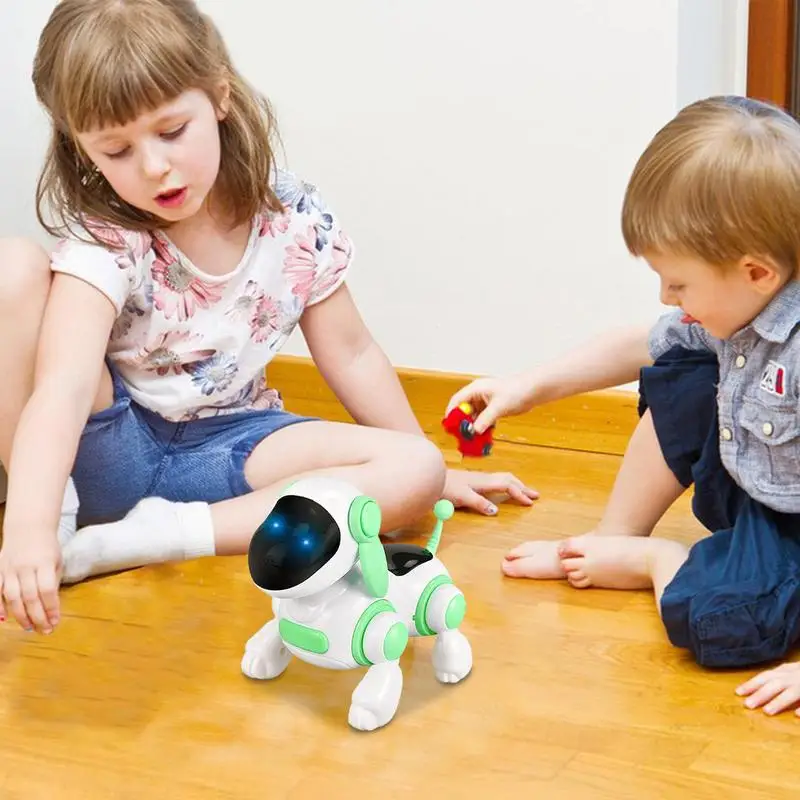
[0,237,51,304]
[393,435,447,504]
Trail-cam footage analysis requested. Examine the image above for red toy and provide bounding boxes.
[442,402,494,457]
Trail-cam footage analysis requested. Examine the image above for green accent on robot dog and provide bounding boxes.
[445,593,466,629]
[352,599,400,666]
[413,575,453,636]
[425,499,455,556]
[278,618,329,654]
[349,496,382,541]
[349,495,389,598]
[383,622,409,661]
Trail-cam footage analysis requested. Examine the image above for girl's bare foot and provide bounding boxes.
[556,534,659,590]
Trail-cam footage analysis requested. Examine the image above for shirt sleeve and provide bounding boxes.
[648,308,717,359]
[49,224,146,315]
[306,218,354,306]
[275,172,354,307]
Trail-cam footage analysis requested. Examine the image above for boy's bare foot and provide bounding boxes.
[501,525,652,580]
[556,534,657,590]
[502,540,566,579]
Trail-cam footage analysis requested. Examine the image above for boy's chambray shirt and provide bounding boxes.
[648,280,800,514]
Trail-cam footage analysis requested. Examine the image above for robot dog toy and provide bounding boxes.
[241,476,472,731]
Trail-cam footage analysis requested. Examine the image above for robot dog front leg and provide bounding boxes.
[241,618,292,680]
[349,662,403,731]
[348,604,409,731]
[415,577,473,685]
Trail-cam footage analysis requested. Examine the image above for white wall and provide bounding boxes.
[678,0,750,109]
[0,4,55,246]
[0,0,748,379]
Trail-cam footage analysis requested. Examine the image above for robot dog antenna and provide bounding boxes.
[425,499,455,556]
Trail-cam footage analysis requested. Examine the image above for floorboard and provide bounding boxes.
[1,440,798,798]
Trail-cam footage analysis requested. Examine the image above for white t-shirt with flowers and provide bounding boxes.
[50,171,353,422]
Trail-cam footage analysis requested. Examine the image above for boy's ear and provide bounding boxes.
[739,255,785,295]
[214,80,231,121]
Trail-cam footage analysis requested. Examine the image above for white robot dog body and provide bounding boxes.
[241,476,472,731]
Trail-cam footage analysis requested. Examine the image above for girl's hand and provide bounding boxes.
[0,533,63,634]
[443,468,538,516]
[446,374,537,435]
[736,662,800,716]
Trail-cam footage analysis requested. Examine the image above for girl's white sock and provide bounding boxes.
[60,496,216,584]
[57,476,80,547]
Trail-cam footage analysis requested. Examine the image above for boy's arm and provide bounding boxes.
[444,324,653,433]
[1,272,116,632]
[533,309,716,403]
[448,310,717,433]
[521,324,655,405]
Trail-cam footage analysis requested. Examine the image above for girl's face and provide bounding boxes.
[76,88,228,225]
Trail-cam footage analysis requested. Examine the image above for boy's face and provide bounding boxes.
[76,88,228,225]
[646,252,786,340]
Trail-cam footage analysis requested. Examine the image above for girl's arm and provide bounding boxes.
[300,285,538,513]
[300,284,425,436]
[1,272,116,632]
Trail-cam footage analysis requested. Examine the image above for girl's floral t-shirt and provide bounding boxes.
[50,171,353,422]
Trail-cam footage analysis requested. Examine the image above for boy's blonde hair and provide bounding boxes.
[32,0,283,243]
[622,95,800,276]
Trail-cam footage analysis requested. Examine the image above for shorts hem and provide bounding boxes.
[229,414,320,496]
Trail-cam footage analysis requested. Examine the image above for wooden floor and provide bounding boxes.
[1,440,800,799]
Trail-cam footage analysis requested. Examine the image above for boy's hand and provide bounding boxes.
[443,468,538,515]
[446,374,536,434]
[736,662,800,716]
[0,534,63,634]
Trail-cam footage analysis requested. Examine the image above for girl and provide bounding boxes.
[0,0,536,636]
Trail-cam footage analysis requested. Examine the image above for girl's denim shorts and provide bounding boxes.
[72,367,315,526]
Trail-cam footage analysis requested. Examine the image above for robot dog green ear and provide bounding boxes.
[348,496,389,598]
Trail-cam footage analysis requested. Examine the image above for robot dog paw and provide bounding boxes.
[241,620,291,680]
[348,661,403,731]
[241,646,291,680]
[433,629,472,684]
[348,705,383,732]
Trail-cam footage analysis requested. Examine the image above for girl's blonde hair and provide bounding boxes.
[32,0,283,243]
[622,95,800,276]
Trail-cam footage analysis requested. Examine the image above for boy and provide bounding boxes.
[448,95,800,717]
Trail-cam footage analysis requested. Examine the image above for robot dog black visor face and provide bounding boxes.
[248,495,341,591]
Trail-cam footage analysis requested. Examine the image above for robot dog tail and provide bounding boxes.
[426,499,455,556]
